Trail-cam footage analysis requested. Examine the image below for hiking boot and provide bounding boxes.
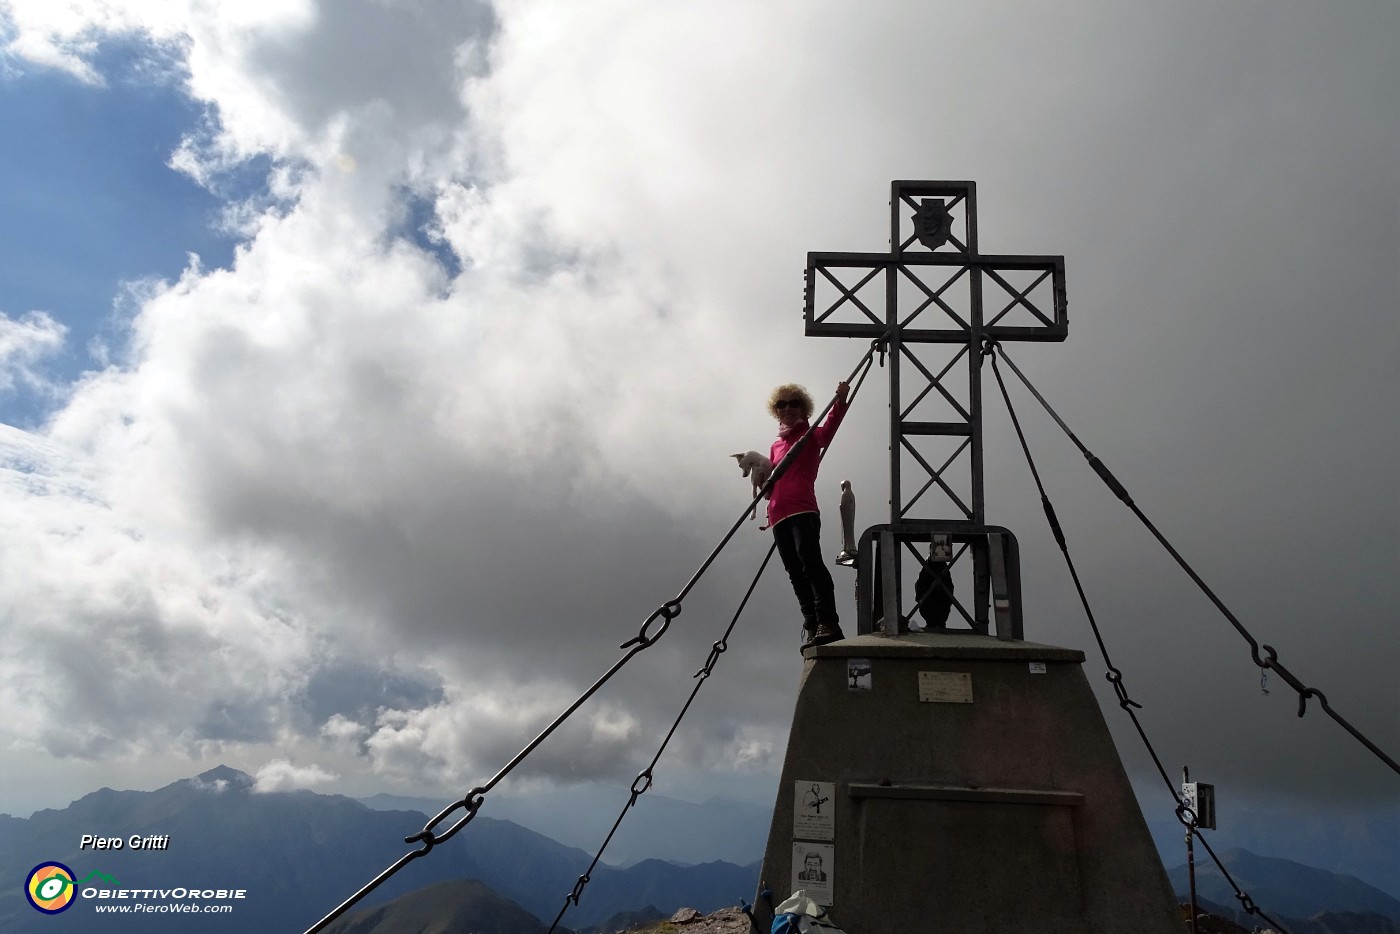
[807,623,845,647]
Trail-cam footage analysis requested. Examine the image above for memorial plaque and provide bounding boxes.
[791,841,835,906]
[794,780,836,840]
[918,670,972,703]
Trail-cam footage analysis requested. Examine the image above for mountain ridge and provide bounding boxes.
[0,766,756,933]
[1169,848,1400,924]
[5,766,1396,934]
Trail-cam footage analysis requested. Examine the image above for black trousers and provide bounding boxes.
[772,512,839,629]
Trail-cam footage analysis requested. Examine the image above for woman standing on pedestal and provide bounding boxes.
[765,380,849,649]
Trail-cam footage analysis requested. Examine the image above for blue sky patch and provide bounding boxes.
[0,39,258,427]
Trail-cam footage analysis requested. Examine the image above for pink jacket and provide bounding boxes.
[767,399,849,527]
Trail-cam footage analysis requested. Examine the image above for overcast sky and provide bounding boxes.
[0,0,1395,843]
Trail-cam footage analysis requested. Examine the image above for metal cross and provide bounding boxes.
[804,181,1067,637]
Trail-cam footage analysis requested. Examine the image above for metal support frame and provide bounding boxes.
[806,182,1065,639]
[855,522,1025,641]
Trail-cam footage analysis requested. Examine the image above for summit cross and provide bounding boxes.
[803,181,1067,637]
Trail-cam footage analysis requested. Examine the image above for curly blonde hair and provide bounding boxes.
[767,383,813,420]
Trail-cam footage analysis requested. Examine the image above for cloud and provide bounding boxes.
[253,758,338,792]
[0,310,66,396]
[0,422,320,760]
[356,684,645,787]
[320,714,367,744]
[0,0,192,84]
[188,772,241,794]
[0,0,1395,823]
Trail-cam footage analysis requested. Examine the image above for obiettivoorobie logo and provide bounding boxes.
[24,862,119,915]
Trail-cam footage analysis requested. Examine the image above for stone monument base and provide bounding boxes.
[753,632,1180,934]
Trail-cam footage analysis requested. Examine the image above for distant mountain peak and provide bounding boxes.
[189,765,254,792]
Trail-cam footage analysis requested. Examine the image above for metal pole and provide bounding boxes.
[1184,766,1199,934]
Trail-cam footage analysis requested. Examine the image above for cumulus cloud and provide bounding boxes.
[253,758,339,792]
[361,687,644,788]
[0,0,1394,822]
[0,310,66,396]
[0,0,193,84]
[0,423,318,758]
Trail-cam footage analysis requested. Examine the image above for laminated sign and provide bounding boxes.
[791,842,835,907]
[794,780,835,841]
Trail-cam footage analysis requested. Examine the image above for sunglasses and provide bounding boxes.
[774,399,804,410]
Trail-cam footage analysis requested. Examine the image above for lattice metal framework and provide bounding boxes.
[804,181,1067,636]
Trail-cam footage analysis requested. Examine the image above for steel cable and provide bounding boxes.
[301,335,888,934]
[544,345,884,932]
[985,340,1290,933]
[988,342,1398,779]
[544,543,779,934]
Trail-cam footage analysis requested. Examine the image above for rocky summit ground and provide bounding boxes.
[618,906,752,934]
[617,904,1282,934]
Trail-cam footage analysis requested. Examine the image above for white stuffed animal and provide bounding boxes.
[731,451,773,521]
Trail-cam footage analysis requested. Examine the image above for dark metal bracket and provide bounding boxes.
[854,521,1024,641]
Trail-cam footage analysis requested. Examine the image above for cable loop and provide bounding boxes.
[1102,668,1142,710]
[1174,803,1198,828]
[696,639,728,678]
[405,787,486,851]
[630,771,653,798]
[1260,645,1327,717]
[621,605,675,649]
[567,875,589,905]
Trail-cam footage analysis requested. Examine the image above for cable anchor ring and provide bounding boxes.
[621,602,680,649]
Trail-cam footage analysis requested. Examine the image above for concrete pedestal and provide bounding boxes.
[754,632,1181,934]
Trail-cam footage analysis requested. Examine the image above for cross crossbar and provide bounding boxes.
[805,252,1066,342]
